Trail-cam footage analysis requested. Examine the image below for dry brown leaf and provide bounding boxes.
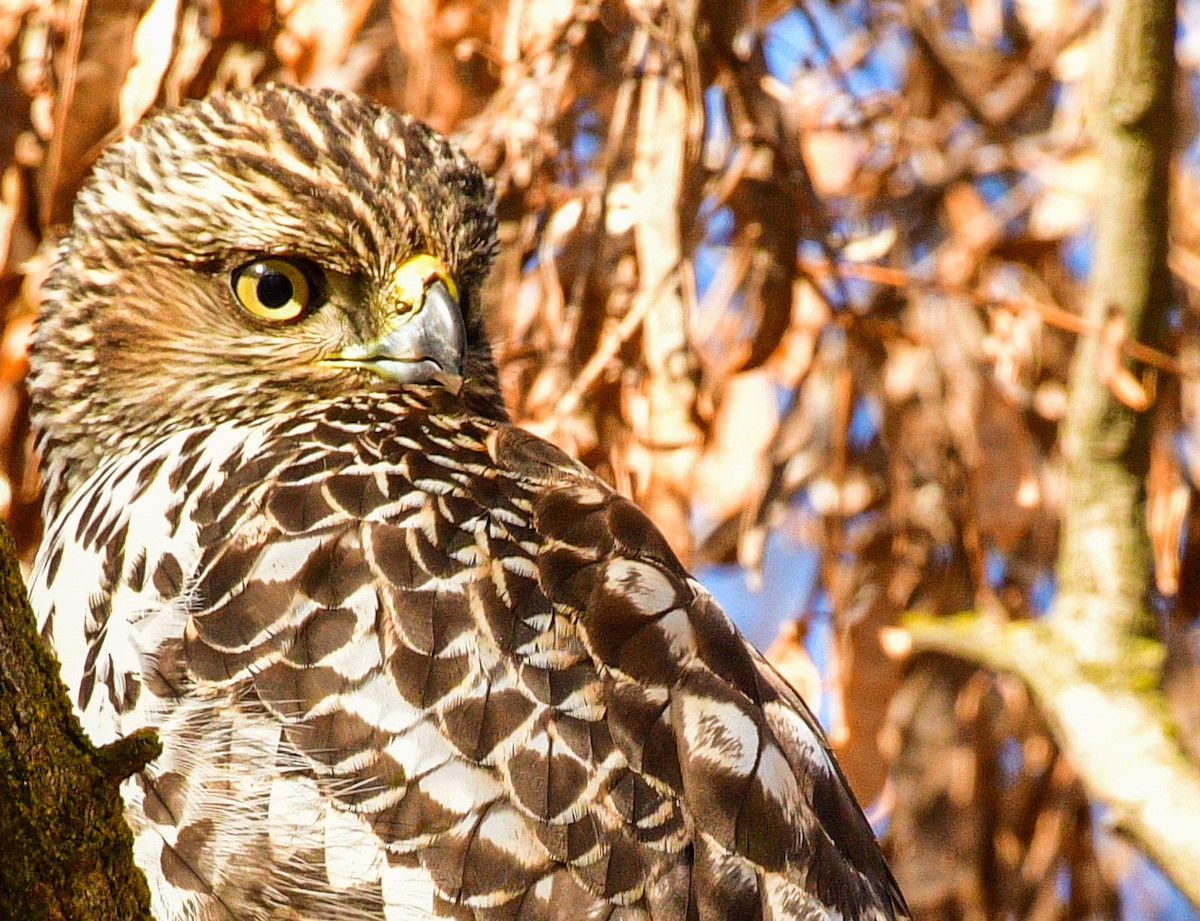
[388,0,434,113]
[510,0,575,62]
[1015,0,1075,42]
[162,0,213,106]
[0,310,31,385]
[965,0,1004,44]
[1025,149,1099,240]
[41,0,149,226]
[802,128,866,197]
[974,383,1038,551]
[118,0,179,133]
[1107,366,1153,410]
[1149,434,1189,596]
[695,370,777,522]
[276,0,372,83]
[766,277,828,387]
[766,620,823,714]
[0,165,21,273]
[879,626,913,660]
[1097,312,1153,410]
[825,631,849,748]
[0,0,38,63]
[944,181,992,241]
[624,32,700,562]
[841,224,897,264]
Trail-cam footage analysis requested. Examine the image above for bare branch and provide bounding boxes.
[906,613,1200,909]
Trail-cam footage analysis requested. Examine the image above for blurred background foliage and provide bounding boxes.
[1,0,1198,918]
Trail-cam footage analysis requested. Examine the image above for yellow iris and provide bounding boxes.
[233,258,311,322]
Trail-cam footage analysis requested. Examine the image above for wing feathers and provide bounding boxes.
[35,393,905,920]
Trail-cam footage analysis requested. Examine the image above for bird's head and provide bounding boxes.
[30,85,501,510]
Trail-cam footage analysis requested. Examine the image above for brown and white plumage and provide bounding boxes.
[28,85,907,921]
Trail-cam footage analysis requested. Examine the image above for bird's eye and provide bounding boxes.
[232,258,312,322]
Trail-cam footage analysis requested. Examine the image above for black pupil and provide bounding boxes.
[257,270,294,308]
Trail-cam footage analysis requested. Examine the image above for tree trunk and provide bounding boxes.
[0,523,157,920]
[1051,0,1174,662]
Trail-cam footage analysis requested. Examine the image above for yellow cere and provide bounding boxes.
[387,254,459,310]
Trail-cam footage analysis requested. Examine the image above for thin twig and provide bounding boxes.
[799,256,1198,378]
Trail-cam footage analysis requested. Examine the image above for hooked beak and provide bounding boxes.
[325,254,465,388]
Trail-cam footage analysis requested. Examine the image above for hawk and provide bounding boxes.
[28,85,907,921]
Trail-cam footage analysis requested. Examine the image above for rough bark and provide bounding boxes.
[1051,0,1174,661]
[0,523,158,920]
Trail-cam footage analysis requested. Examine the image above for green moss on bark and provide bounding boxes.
[0,523,157,921]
